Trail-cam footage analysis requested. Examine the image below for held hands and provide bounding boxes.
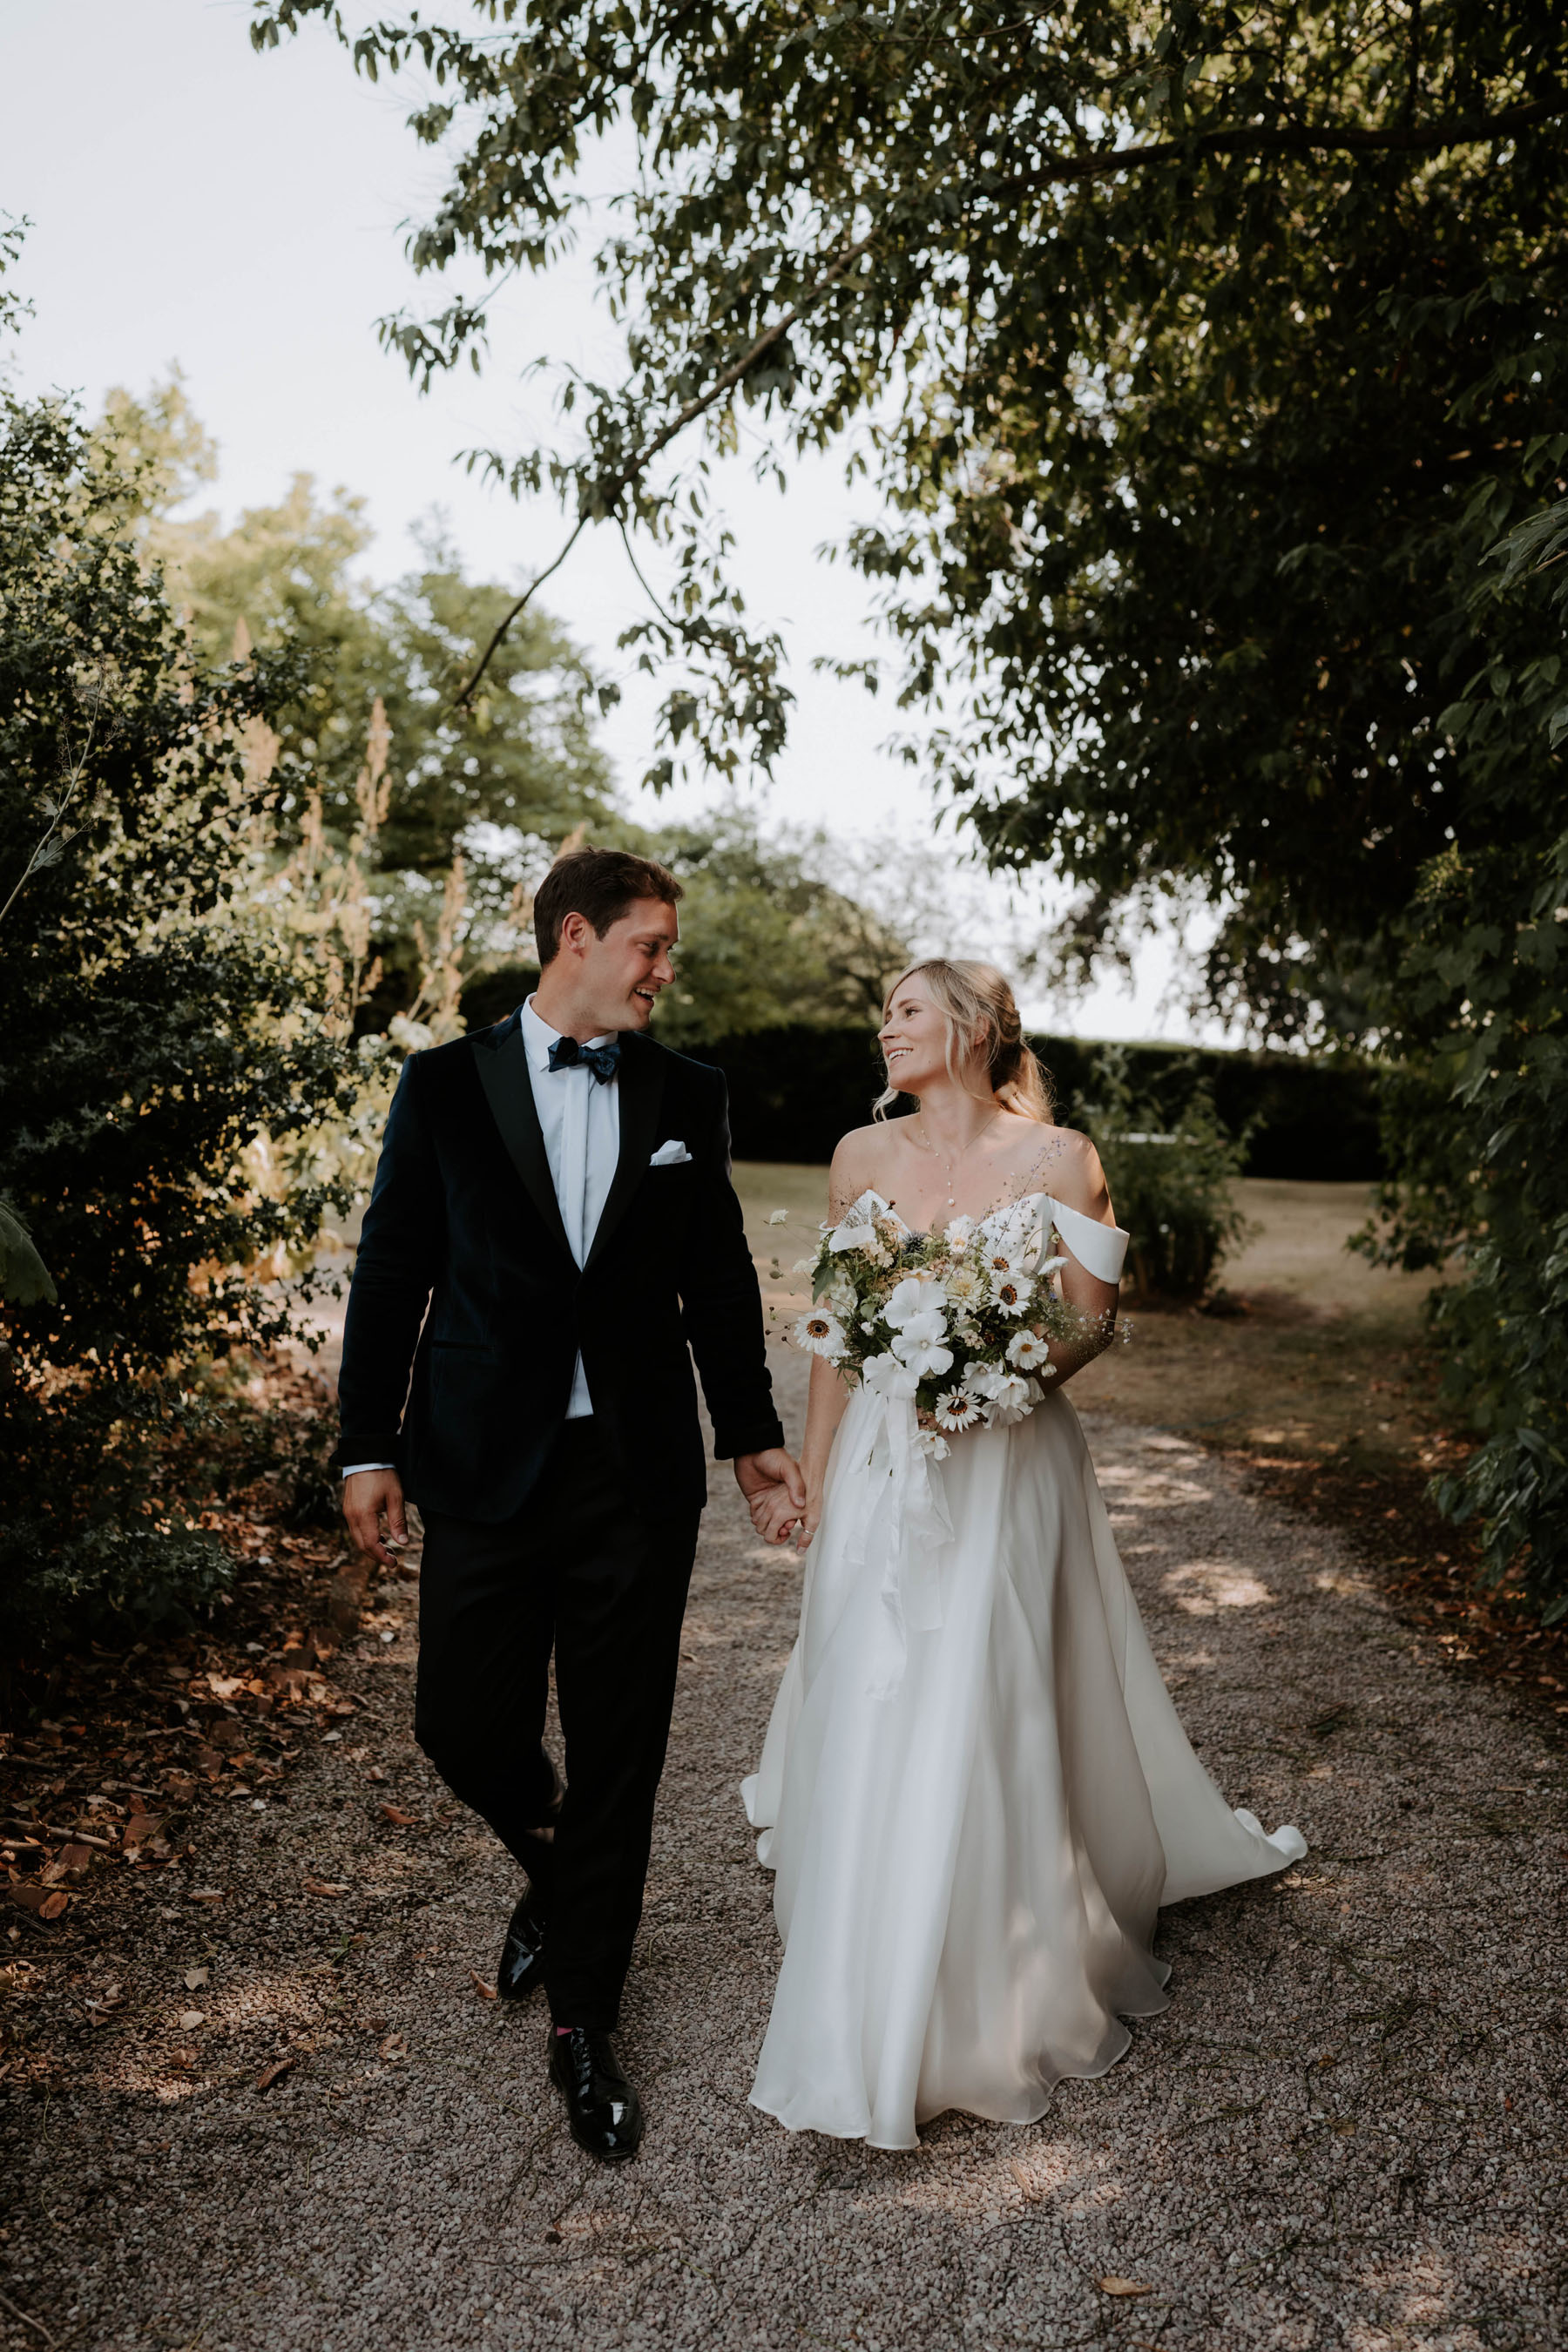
[343,1469,409,1571]
[754,1484,821,1552]
[733,1448,809,1551]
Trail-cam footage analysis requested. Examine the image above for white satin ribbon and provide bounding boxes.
[840,1392,954,1700]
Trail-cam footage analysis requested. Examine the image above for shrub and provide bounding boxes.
[1085,1052,1253,1302]
[0,359,362,1657]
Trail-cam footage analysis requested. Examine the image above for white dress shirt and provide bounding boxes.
[341,995,620,1472]
[517,994,620,1417]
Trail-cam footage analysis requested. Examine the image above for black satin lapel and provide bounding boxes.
[471,1022,574,1261]
[586,1035,666,1272]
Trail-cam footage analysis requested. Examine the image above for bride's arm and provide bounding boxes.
[789,1352,851,1544]
[752,1133,870,1546]
[1039,1135,1124,1391]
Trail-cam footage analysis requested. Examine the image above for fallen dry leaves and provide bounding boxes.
[470,1969,498,2001]
[1097,2277,1154,2297]
[255,2052,297,2092]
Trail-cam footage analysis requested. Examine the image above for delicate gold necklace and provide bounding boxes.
[911,1107,1004,1210]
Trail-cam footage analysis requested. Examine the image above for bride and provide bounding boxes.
[743,959,1305,2150]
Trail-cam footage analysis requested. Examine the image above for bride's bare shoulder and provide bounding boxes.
[1031,1122,1112,1220]
[828,1119,908,1205]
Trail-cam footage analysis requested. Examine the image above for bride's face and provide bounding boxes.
[879,974,970,1097]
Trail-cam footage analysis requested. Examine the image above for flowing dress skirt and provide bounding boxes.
[742,1385,1305,2149]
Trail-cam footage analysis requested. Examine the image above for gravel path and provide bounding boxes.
[3,1349,1565,2352]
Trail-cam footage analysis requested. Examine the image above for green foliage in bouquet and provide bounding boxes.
[1083,1052,1253,1304]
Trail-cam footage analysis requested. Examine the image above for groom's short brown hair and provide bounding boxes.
[533,845,683,966]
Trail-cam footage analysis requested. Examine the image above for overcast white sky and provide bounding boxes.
[2,0,1232,1042]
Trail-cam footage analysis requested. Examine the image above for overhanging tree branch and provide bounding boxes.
[450,228,877,706]
[993,94,1565,199]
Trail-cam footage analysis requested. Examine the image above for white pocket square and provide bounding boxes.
[649,1139,693,1166]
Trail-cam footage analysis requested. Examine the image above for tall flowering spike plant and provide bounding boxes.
[791,1200,1124,1454]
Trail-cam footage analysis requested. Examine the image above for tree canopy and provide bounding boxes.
[252,0,1566,1023]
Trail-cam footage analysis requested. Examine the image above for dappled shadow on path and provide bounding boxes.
[2,1358,1563,2352]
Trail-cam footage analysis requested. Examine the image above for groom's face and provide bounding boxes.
[571,895,680,1033]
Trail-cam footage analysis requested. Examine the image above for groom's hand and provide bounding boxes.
[343,1469,409,1571]
[733,1448,806,1540]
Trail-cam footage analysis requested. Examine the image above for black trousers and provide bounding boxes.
[414,1419,701,2029]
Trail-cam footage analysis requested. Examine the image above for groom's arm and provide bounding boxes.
[678,1068,787,1463]
[337,1058,444,1470]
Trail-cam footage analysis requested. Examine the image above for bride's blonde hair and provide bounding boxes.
[874,959,1054,1124]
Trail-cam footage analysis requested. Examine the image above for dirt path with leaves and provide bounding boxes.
[3,1347,1565,2352]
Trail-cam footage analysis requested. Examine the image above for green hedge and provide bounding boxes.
[457,968,1383,1180]
[675,1027,1383,1180]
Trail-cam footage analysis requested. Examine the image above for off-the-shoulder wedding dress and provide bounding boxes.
[742,1187,1305,2150]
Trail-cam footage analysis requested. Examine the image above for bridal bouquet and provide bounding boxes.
[791,1196,1114,1457]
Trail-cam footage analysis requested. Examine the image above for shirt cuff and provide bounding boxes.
[341,1462,396,1478]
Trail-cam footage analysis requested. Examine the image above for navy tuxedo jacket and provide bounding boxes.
[335,1015,784,1521]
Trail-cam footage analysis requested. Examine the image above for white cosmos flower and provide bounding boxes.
[990,1272,1035,1318]
[978,1370,1033,1424]
[916,1428,951,1461]
[934,1384,984,1433]
[1006,1328,1051,1370]
[893,1307,948,1348]
[891,1321,955,1378]
[862,1351,921,1400]
[793,1309,848,1361]
[883,1274,950,1327]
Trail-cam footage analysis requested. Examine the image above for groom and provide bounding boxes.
[338,844,802,2159]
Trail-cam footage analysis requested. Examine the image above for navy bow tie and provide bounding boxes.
[547,1035,621,1085]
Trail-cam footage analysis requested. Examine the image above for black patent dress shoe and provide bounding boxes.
[497,1896,546,2001]
[549,2027,644,2160]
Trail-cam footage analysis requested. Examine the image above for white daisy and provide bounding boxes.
[792,1309,848,1361]
[1006,1328,1051,1371]
[934,1385,984,1433]
[990,1272,1035,1318]
[943,1262,983,1307]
